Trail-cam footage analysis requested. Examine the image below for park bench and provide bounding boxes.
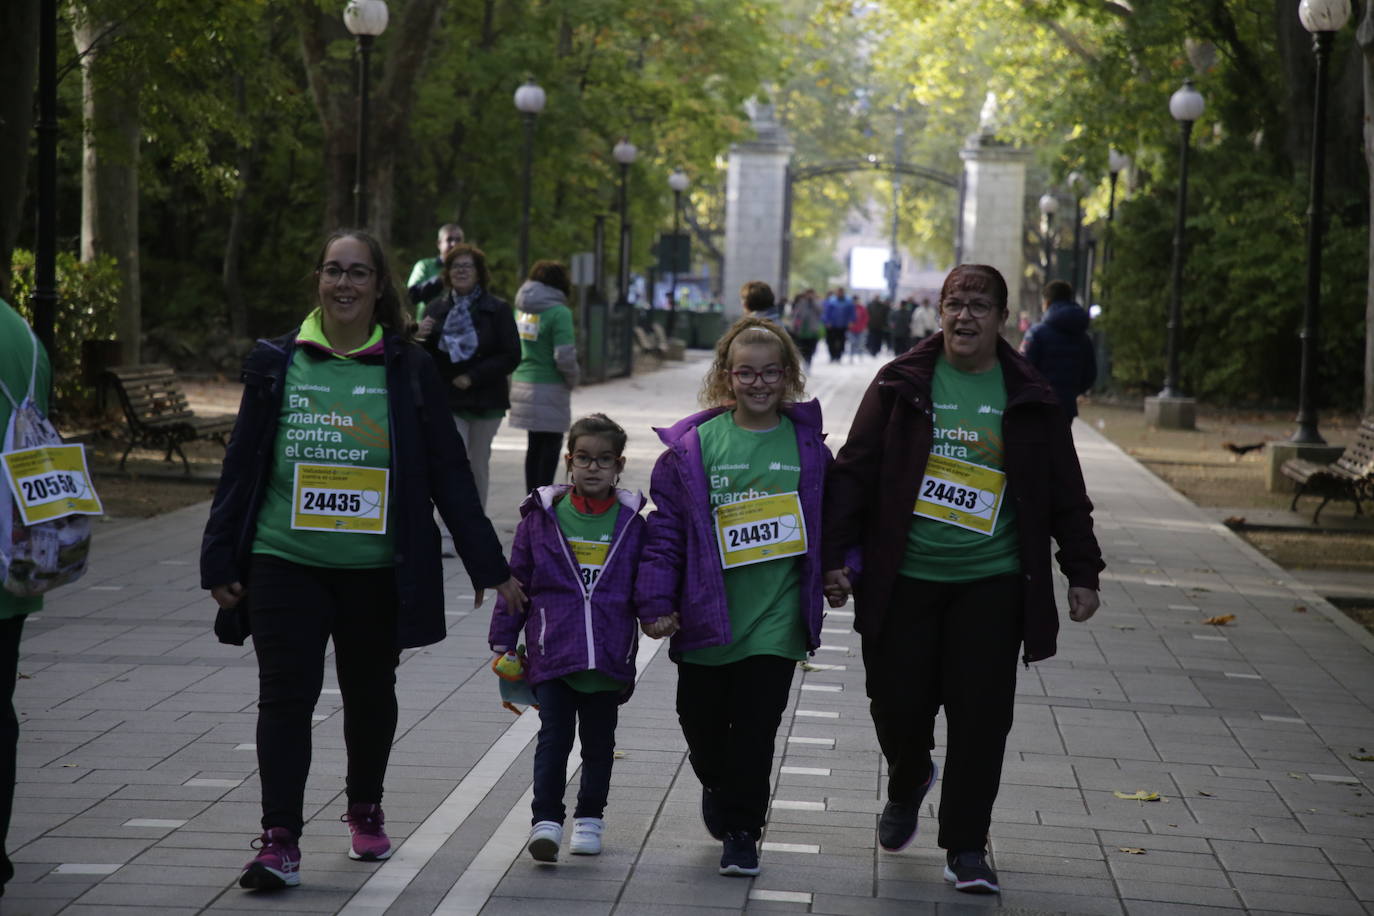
[1282,416,1374,522]
[633,324,668,364]
[102,364,235,474]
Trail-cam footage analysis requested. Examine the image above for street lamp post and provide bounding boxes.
[667,169,690,337]
[1291,0,1350,444]
[513,78,546,282]
[1159,79,1204,401]
[613,138,637,306]
[343,0,388,227]
[1068,170,1085,295]
[1038,192,1058,306]
[1106,149,1130,268]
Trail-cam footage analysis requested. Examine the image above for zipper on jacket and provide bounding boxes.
[552,496,638,674]
[538,607,547,654]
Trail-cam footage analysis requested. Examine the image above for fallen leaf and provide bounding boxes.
[1223,516,1246,526]
[1202,614,1235,626]
[1294,605,1308,613]
[1288,772,1306,779]
[613,750,627,759]
[1197,790,1214,797]
[1113,790,1161,802]
[1118,847,1146,854]
[1114,624,1136,631]
[800,662,819,672]
[1350,754,1374,762]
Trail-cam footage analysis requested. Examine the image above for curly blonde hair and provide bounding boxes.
[699,316,807,407]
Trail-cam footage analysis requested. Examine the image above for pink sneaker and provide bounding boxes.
[343,802,392,861]
[239,827,300,889]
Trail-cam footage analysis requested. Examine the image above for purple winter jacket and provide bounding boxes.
[635,401,831,655]
[490,485,646,688]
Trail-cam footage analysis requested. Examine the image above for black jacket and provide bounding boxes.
[1023,300,1096,419]
[416,286,522,414]
[823,334,1104,663]
[200,330,511,649]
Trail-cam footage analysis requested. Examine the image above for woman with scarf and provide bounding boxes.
[416,243,521,509]
[508,260,581,493]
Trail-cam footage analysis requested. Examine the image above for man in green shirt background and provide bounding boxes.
[0,299,53,897]
[406,223,464,320]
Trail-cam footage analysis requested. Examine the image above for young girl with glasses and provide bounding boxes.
[488,413,651,862]
[636,316,839,878]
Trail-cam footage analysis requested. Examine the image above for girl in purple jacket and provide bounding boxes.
[635,316,831,878]
[490,413,647,863]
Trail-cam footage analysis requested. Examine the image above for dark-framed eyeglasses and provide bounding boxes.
[319,263,376,284]
[940,297,997,319]
[570,453,618,469]
[730,366,784,385]
[449,262,477,273]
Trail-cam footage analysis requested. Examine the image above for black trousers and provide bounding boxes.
[0,616,24,892]
[249,555,401,837]
[676,654,795,839]
[530,679,621,824]
[862,573,1023,852]
[796,337,819,367]
[824,328,847,362]
[525,431,564,494]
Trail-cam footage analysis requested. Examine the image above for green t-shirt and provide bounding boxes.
[0,301,52,621]
[251,316,395,569]
[683,412,807,666]
[554,495,626,693]
[408,257,441,321]
[511,305,575,385]
[901,357,1021,582]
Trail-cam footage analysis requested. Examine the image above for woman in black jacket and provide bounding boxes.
[201,230,525,891]
[413,243,521,509]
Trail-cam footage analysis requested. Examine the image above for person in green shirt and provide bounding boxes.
[508,260,580,493]
[406,223,464,320]
[0,300,52,897]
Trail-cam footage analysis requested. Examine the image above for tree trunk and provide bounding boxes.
[74,14,142,364]
[0,0,40,303]
[222,76,253,338]
[1359,0,1374,415]
[298,0,443,243]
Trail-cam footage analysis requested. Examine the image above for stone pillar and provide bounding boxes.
[723,101,792,320]
[959,135,1031,313]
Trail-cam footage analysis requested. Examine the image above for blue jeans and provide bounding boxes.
[531,678,621,824]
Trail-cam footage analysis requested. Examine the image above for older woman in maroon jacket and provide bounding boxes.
[822,264,1103,896]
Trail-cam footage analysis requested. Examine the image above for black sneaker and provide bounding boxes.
[943,849,999,894]
[701,786,726,840]
[878,759,938,852]
[718,831,760,877]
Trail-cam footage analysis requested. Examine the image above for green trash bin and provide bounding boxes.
[689,311,724,349]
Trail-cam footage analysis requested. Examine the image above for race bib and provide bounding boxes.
[568,538,610,590]
[291,463,388,534]
[516,311,541,341]
[714,491,806,569]
[2,444,103,525]
[913,454,1006,536]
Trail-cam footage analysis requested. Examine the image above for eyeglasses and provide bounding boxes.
[319,263,376,284]
[570,453,618,469]
[450,263,476,273]
[940,297,997,319]
[730,367,785,385]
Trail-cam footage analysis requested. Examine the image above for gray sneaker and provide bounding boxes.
[943,848,999,893]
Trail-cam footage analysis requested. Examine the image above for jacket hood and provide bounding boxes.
[514,280,568,314]
[653,398,824,448]
[519,484,646,517]
[876,333,1056,407]
[1044,300,1091,334]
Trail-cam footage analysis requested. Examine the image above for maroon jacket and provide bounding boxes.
[822,333,1104,663]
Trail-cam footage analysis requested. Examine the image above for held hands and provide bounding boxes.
[476,577,528,616]
[211,582,245,609]
[823,567,852,608]
[452,374,473,390]
[1067,586,1100,622]
[640,613,680,639]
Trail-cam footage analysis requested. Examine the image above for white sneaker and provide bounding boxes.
[568,817,604,855]
[527,820,562,862]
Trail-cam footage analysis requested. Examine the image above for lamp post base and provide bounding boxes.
[1144,395,1196,430]
[1264,441,1344,493]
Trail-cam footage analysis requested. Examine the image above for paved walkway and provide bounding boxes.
[7,352,1373,915]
